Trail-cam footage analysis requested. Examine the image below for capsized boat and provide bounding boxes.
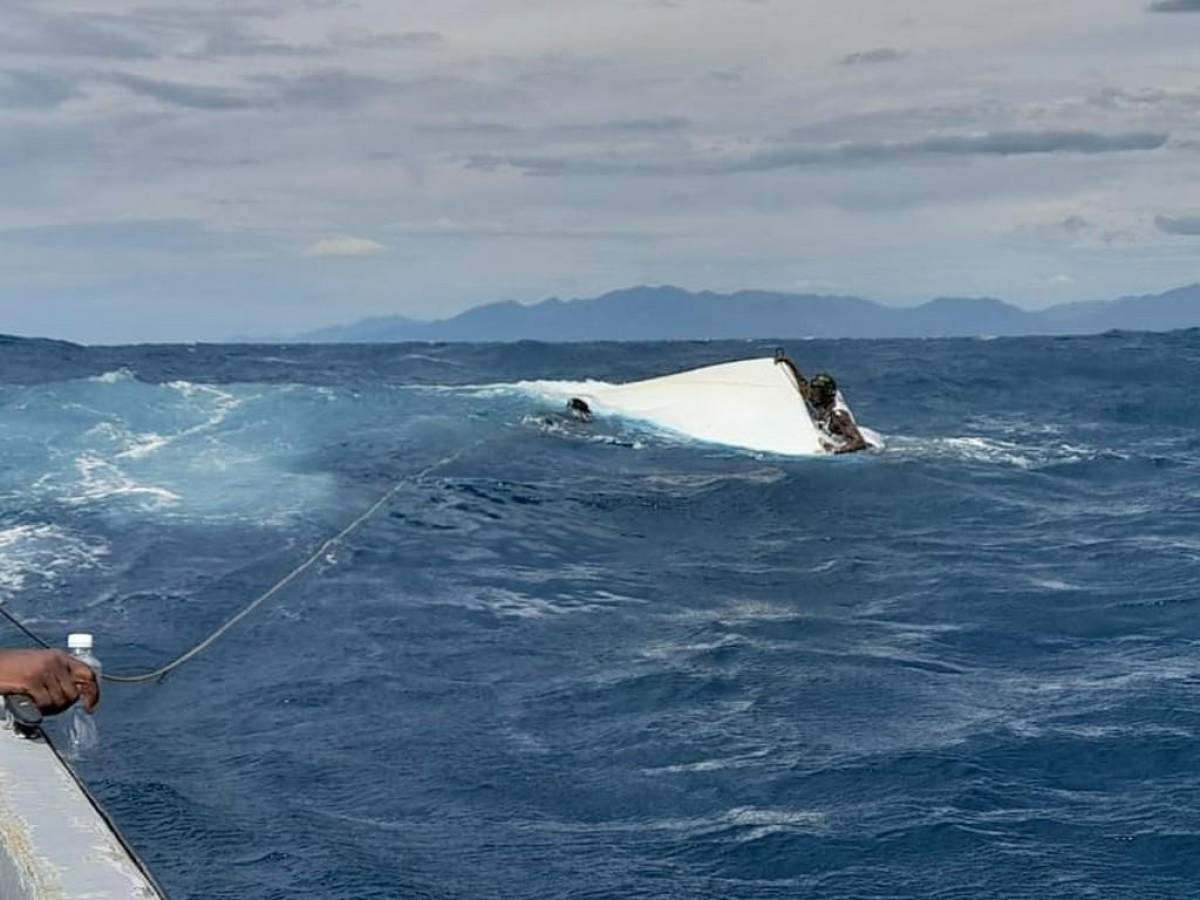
[570,355,882,456]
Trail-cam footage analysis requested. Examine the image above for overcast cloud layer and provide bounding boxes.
[2,0,1199,342]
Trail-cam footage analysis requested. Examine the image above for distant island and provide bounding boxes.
[287,283,1200,343]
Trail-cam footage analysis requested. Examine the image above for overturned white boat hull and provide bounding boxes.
[575,357,879,456]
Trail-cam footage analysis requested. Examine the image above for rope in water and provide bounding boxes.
[0,446,469,685]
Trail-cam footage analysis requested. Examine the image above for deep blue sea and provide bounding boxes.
[2,332,1199,899]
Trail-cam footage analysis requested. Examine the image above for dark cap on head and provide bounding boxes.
[810,372,837,396]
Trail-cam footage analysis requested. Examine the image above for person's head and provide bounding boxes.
[566,397,592,421]
[809,373,837,408]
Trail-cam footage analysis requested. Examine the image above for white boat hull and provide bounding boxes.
[573,356,879,456]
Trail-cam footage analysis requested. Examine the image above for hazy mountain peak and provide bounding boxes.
[282,284,1200,343]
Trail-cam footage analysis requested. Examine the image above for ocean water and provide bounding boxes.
[2,332,1199,899]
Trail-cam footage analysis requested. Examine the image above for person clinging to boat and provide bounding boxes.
[802,372,868,455]
[770,350,867,454]
[0,648,99,714]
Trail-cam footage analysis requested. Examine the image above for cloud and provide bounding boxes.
[305,236,388,257]
[105,67,465,113]
[332,31,445,50]
[0,70,80,108]
[115,5,330,58]
[414,120,520,135]
[554,116,692,137]
[105,71,259,109]
[192,21,327,57]
[472,129,1170,176]
[0,12,157,59]
[258,69,399,108]
[385,218,658,241]
[0,118,104,170]
[0,218,238,253]
[1148,0,1200,10]
[128,68,406,114]
[1155,215,1200,235]
[840,48,907,66]
[168,155,262,169]
[413,116,689,140]
[257,68,509,113]
[1034,273,1076,287]
[4,0,1200,341]
[794,278,848,292]
[1092,86,1200,110]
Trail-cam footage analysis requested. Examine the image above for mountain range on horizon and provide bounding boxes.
[287,283,1200,343]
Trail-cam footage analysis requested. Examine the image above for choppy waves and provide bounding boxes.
[0,523,108,602]
[0,371,340,522]
[2,334,1199,899]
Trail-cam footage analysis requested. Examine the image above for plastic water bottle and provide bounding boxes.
[64,633,100,758]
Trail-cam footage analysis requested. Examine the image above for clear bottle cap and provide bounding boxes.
[67,633,93,650]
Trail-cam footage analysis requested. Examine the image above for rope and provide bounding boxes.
[0,605,52,649]
[0,445,470,685]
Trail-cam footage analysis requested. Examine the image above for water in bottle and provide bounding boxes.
[64,632,100,759]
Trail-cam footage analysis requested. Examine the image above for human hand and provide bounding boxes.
[0,649,99,715]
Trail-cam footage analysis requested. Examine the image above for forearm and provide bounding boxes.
[0,650,33,694]
[829,413,868,453]
[774,354,810,400]
[0,649,98,713]
[833,434,867,454]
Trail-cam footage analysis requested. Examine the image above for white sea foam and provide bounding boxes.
[963,414,1066,437]
[496,805,828,837]
[164,379,239,407]
[69,378,248,466]
[641,469,786,490]
[1027,576,1079,591]
[509,378,616,400]
[71,380,333,521]
[650,757,759,775]
[0,524,109,598]
[109,381,244,460]
[398,353,465,367]
[88,368,137,384]
[436,378,615,400]
[114,431,173,459]
[456,585,642,618]
[888,434,1106,469]
[69,455,181,508]
[639,634,758,661]
[84,422,173,460]
[717,807,825,836]
[519,414,648,449]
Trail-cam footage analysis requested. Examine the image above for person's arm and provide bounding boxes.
[0,649,98,714]
[774,354,811,401]
[828,410,868,454]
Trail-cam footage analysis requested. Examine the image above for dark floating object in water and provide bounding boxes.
[566,397,592,422]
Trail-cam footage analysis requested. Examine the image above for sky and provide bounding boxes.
[2,0,1200,342]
